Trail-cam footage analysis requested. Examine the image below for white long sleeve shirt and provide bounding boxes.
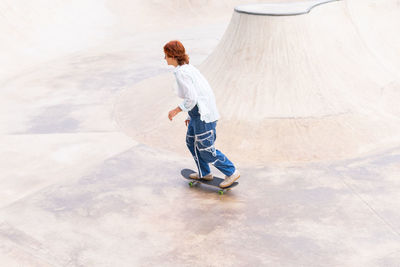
[173,64,220,123]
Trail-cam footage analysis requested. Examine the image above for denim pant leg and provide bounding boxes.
[193,120,236,177]
[186,119,211,177]
[212,148,236,177]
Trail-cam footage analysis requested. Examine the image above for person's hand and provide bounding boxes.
[168,107,182,121]
[185,119,190,127]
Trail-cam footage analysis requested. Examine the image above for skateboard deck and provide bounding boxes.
[181,169,238,195]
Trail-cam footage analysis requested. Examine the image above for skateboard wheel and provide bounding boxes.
[189,182,194,187]
[218,190,224,195]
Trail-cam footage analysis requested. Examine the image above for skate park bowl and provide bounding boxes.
[1,0,400,266]
[115,0,400,163]
[346,0,400,79]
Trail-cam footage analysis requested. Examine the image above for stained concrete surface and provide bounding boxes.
[1,1,400,266]
[1,144,400,266]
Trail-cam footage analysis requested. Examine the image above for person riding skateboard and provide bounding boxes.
[164,40,240,188]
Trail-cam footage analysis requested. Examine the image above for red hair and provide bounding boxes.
[163,40,189,65]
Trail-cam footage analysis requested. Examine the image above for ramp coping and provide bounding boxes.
[235,0,340,16]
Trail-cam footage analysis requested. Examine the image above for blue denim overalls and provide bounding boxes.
[186,105,236,177]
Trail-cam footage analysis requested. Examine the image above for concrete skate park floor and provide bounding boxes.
[1,3,400,267]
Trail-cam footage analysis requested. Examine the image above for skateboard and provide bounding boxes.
[181,169,238,195]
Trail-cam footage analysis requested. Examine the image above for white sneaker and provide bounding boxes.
[189,172,213,181]
[220,170,240,188]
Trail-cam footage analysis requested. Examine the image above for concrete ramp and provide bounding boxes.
[346,0,400,78]
[0,0,270,81]
[115,0,400,163]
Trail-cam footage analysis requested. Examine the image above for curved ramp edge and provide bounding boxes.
[234,0,340,16]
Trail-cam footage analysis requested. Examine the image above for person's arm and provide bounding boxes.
[168,106,182,121]
[168,71,197,121]
[185,115,190,127]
